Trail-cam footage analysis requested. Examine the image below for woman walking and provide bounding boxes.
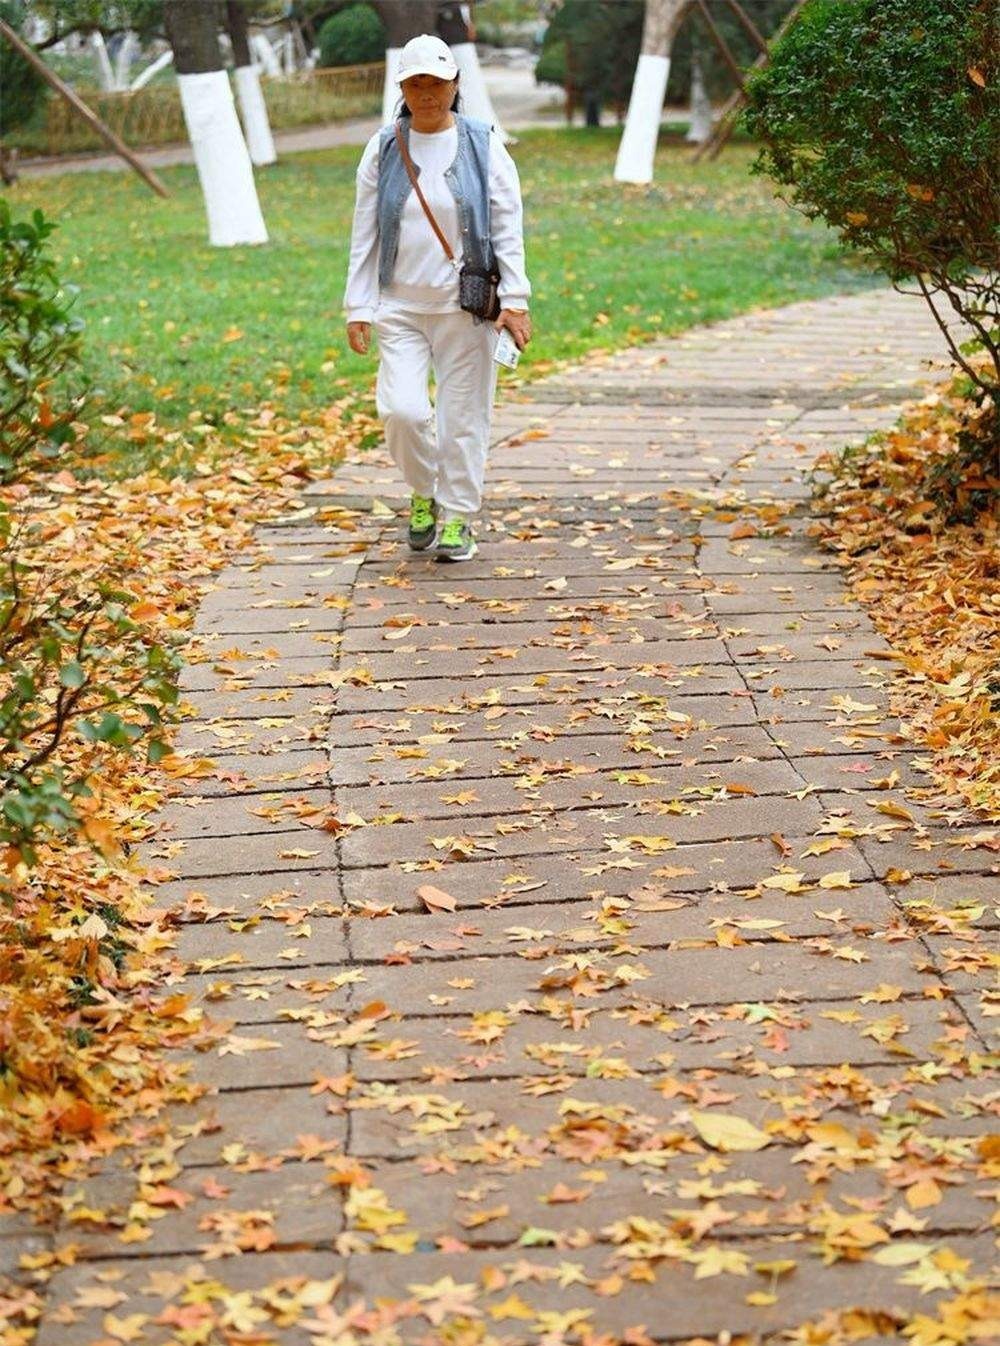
[344,33,532,561]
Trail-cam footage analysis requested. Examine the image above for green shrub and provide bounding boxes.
[745,0,1000,417]
[0,503,179,869]
[0,201,86,483]
[0,1,45,142]
[317,2,385,68]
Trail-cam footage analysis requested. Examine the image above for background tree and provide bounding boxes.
[225,0,276,165]
[0,1,45,183]
[439,2,509,137]
[614,0,691,183]
[371,0,439,120]
[746,0,999,468]
[665,0,797,103]
[163,0,268,246]
[317,1,385,65]
[535,0,643,124]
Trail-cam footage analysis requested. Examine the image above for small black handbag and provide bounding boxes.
[394,122,501,323]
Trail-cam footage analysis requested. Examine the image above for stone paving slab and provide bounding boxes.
[344,993,955,1085]
[333,1237,995,1342]
[337,941,932,1019]
[185,1026,348,1092]
[34,1237,996,1346]
[336,796,834,869]
[32,289,995,1342]
[71,1164,345,1259]
[337,756,807,822]
[337,833,878,912]
[344,1153,988,1249]
[328,725,789,787]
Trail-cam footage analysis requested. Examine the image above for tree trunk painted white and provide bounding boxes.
[113,30,139,90]
[685,45,712,142]
[251,32,282,76]
[614,0,690,185]
[614,53,670,183]
[282,31,297,75]
[177,70,268,246]
[450,41,510,140]
[227,1,277,166]
[234,63,277,165]
[24,15,49,44]
[375,1,441,123]
[131,48,173,91]
[91,31,115,91]
[382,46,402,124]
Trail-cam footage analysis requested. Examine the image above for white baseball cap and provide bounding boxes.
[396,34,459,83]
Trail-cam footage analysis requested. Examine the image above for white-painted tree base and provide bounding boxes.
[113,31,139,91]
[450,42,509,140]
[251,33,282,78]
[685,54,713,143]
[177,70,268,247]
[91,31,115,92]
[234,64,277,166]
[614,53,671,184]
[131,48,173,92]
[382,47,403,125]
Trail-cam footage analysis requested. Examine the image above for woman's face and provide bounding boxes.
[401,73,458,119]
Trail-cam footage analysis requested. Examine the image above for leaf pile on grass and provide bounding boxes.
[0,399,372,1222]
[810,372,999,815]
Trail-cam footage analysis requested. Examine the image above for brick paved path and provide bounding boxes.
[34,291,997,1343]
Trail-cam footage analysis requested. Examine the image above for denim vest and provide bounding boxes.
[376,114,494,289]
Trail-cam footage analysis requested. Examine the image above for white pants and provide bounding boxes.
[374,306,498,520]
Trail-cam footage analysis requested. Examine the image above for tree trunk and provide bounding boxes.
[450,40,508,139]
[373,0,441,124]
[163,0,268,246]
[226,0,276,167]
[164,0,224,73]
[614,0,691,184]
[250,32,281,77]
[226,0,251,65]
[112,31,139,90]
[90,30,115,90]
[685,39,712,143]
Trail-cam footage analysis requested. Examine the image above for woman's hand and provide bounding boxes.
[495,308,531,351]
[347,321,372,355]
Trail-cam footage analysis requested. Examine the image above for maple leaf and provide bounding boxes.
[408,1276,481,1325]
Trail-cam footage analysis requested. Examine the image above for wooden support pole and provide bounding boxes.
[0,19,170,197]
[691,0,809,162]
[693,0,746,94]
[721,0,769,55]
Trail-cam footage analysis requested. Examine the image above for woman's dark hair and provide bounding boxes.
[396,79,462,118]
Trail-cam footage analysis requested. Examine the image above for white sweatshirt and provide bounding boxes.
[344,122,531,324]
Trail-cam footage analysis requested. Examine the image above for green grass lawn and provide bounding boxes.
[7,126,880,462]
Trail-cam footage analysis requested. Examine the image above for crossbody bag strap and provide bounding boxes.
[393,121,458,268]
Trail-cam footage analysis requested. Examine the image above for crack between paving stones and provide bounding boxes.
[325,516,385,1196]
[70,1212,990,1267]
[172,843,996,888]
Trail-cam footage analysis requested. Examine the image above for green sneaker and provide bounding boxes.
[435,518,477,562]
[408,494,437,550]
